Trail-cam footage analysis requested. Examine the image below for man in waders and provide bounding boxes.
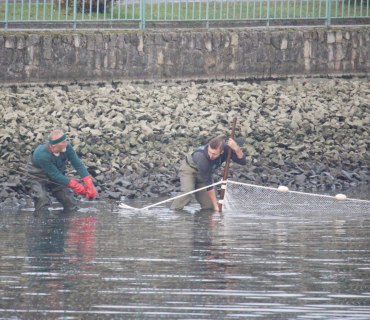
[170,136,246,212]
[28,129,98,214]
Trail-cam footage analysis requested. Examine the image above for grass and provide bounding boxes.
[0,0,369,22]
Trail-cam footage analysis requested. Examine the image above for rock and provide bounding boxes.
[0,78,369,205]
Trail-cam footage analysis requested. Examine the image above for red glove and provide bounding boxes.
[82,175,98,199]
[67,178,87,195]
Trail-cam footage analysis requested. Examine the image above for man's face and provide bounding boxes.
[53,139,68,153]
[208,146,223,161]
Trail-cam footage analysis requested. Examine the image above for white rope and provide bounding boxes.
[118,180,225,210]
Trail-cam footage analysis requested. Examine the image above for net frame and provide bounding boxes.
[223,180,370,214]
[118,179,370,213]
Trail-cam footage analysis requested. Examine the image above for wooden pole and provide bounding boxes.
[218,117,237,212]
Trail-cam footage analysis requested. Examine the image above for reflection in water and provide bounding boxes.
[0,200,369,319]
[66,216,96,266]
[23,213,97,315]
[26,213,71,312]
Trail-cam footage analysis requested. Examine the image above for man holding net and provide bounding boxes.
[171,136,246,212]
[27,129,98,214]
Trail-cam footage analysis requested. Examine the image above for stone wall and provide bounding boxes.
[0,26,369,83]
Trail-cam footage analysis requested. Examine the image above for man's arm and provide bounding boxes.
[65,144,89,178]
[228,138,247,164]
[207,188,220,212]
[66,144,98,199]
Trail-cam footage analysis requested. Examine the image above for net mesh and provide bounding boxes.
[223,180,370,214]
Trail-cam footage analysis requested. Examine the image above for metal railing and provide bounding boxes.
[1,0,369,29]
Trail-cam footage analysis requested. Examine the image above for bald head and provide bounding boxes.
[49,129,68,153]
[49,129,65,141]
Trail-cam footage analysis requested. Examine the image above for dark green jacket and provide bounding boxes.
[32,143,89,186]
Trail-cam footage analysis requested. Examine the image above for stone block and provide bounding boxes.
[5,36,16,49]
[335,31,343,43]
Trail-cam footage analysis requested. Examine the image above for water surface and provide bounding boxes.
[1,189,370,319]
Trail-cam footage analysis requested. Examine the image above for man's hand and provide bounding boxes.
[67,178,87,195]
[227,138,244,159]
[82,176,98,199]
[207,188,220,212]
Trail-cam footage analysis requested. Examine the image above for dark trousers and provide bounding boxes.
[170,158,213,210]
[27,163,77,213]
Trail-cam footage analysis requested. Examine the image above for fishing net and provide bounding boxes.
[223,180,370,214]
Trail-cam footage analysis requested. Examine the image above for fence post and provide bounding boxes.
[73,0,77,30]
[325,0,332,26]
[206,0,209,28]
[140,0,146,29]
[5,0,9,30]
[266,0,270,26]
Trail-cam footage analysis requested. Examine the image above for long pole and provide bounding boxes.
[218,117,237,212]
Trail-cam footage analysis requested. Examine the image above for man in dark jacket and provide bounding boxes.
[28,129,98,213]
[171,136,246,211]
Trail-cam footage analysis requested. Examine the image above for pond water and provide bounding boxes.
[0,187,370,319]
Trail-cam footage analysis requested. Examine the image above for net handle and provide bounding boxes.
[119,180,224,211]
[219,117,237,212]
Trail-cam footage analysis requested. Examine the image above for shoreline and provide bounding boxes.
[1,77,369,207]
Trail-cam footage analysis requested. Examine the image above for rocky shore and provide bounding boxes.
[0,78,369,207]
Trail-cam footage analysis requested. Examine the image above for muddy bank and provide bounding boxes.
[0,78,369,206]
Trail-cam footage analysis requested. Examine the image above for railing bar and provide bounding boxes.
[287,0,290,17]
[73,0,76,28]
[311,0,315,18]
[103,0,106,20]
[28,0,32,21]
[43,0,46,20]
[258,0,261,18]
[37,0,40,20]
[199,0,202,20]
[111,0,114,20]
[347,0,350,16]
[185,0,188,20]
[5,0,9,29]
[21,0,25,20]
[280,0,283,18]
[206,0,209,23]
[150,0,153,20]
[171,0,174,20]
[13,0,16,20]
[96,0,98,20]
[2,0,370,29]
